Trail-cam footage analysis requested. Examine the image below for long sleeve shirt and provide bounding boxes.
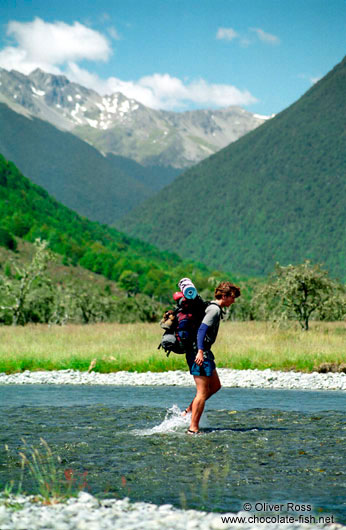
[197,301,222,351]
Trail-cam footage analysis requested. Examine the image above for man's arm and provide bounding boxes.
[194,323,209,365]
[197,323,209,350]
[194,305,220,365]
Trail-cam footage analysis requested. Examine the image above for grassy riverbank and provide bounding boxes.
[0,321,345,374]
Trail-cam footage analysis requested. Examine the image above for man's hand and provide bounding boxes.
[194,349,204,366]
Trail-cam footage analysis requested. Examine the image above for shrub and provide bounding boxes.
[0,228,17,251]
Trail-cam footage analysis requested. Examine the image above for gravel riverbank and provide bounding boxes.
[0,368,345,391]
[0,492,344,530]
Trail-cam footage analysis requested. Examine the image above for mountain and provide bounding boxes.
[117,56,346,281]
[0,102,180,223]
[0,152,213,304]
[0,67,267,168]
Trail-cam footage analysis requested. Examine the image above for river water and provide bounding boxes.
[0,385,345,523]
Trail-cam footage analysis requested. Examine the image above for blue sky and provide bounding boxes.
[1,0,345,115]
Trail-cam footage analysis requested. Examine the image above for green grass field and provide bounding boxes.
[0,321,345,374]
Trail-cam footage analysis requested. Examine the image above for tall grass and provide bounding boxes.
[3,439,87,503]
[216,321,346,372]
[0,321,345,374]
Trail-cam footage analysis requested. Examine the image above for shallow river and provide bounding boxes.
[0,385,345,523]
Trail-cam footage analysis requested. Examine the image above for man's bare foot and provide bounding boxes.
[187,428,201,435]
[181,408,191,417]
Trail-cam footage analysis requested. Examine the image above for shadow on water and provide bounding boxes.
[0,386,345,523]
[202,427,288,433]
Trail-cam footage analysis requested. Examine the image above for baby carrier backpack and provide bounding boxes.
[158,278,218,357]
[158,295,208,356]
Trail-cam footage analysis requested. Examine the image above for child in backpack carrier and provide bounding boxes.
[159,280,206,356]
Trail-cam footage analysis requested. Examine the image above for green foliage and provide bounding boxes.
[10,213,32,237]
[253,261,345,330]
[0,236,166,325]
[119,56,346,282]
[0,153,215,306]
[0,239,53,325]
[0,228,17,251]
[112,294,162,323]
[1,154,343,328]
[4,263,12,278]
[316,288,346,322]
[117,270,139,296]
[224,278,262,321]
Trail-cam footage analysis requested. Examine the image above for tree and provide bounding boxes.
[315,284,346,321]
[71,286,115,323]
[0,239,53,325]
[253,260,343,330]
[224,279,261,321]
[118,270,139,297]
[48,283,72,326]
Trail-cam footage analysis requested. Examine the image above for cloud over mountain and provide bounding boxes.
[0,17,257,111]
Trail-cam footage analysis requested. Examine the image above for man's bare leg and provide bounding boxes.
[183,369,221,415]
[188,370,221,432]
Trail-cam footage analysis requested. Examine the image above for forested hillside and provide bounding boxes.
[118,56,346,281]
[0,153,214,303]
[0,103,179,224]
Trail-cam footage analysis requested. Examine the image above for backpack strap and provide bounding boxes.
[206,301,224,319]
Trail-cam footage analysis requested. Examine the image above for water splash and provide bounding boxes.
[132,404,190,436]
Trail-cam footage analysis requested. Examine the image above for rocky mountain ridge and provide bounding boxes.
[0,67,268,168]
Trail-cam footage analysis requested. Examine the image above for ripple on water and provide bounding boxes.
[0,401,345,524]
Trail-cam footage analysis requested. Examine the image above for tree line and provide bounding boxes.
[0,239,345,328]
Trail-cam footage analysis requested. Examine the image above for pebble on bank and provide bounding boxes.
[0,368,345,391]
[1,492,345,530]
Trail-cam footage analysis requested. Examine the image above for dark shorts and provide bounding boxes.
[186,351,216,377]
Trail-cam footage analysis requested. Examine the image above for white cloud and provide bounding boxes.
[298,73,321,85]
[217,26,280,47]
[66,62,160,107]
[107,26,121,40]
[239,38,251,48]
[184,78,257,108]
[216,27,238,41]
[66,65,257,109]
[0,46,58,76]
[0,17,258,110]
[250,27,280,45]
[0,17,111,74]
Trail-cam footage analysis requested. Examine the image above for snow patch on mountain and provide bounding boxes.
[31,85,45,97]
[0,67,270,168]
[253,113,273,120]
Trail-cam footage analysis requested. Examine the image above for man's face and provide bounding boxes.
[222,293,236,307]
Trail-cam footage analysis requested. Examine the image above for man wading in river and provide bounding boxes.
[183,281,240,434]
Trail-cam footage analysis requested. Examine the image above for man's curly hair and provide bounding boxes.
[214,281,241,299]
